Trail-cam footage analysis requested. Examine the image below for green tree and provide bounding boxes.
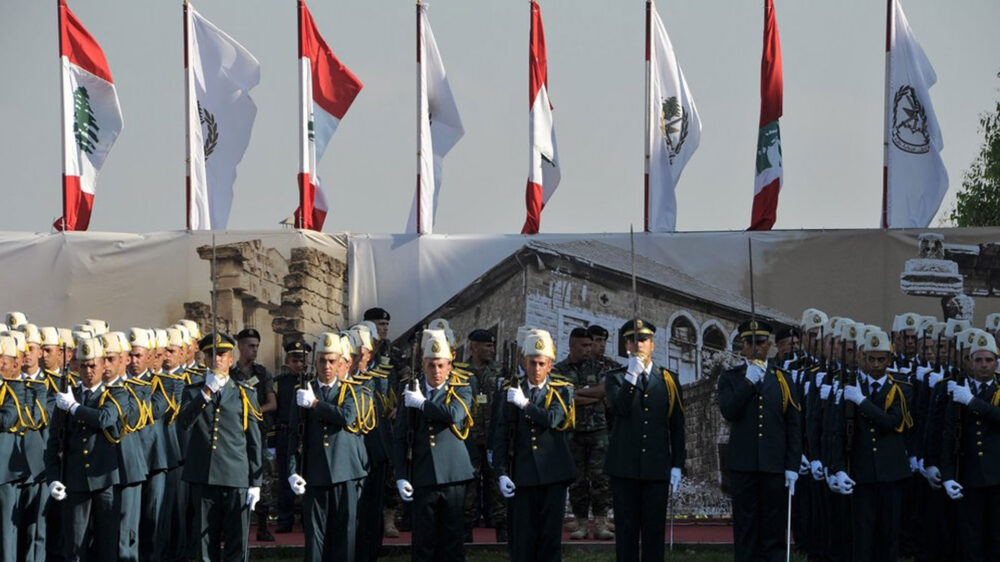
[949,72,1000,226]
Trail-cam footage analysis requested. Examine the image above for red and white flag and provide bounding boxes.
[521,0,560,235]
[56,0,123,231]
[407,2,464,235]
[296,0,363,231]
[749,0,783,231]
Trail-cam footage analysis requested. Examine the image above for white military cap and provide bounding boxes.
[128,328,153,349]
[358,321,378,341]
[315,332,344,356]
[970,332,998,356]
[893,313,921,333]
[72,331,92,347]
[73,324,96,337]
[76,337,105,361]
[422,329,452,360]
[166,328,185,349]
[101,332,124,354]
[9,331,26,354]
[926,322,947,341]
[800,309,828,331]
[39,327,62,347]
[339,334,355,357]
[115,332,131,353]
[825,317,844,336]
[59,329,76,349]
[945,318,972,338]
[523,330,556,360]
[349,325,374,351]
[177,320,201,342]
[23,324,41,345]
[864,331,892,353]
[84,319,110,336]
[5,312,27,330]
[172,324,191,345]
[428,318,451,332]
[516,326,537,351]
[957,328,984,351]
[155,329,168,350]
[986,313,1000,333]
[0,336,16,358]
[0,324,7,334]
[520,329,549,353]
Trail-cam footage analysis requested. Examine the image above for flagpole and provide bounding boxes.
[58,0,68,232]
[297,0,308,230]
[184,0,193,230]
[415,0,423,234]
[881,0,893,229]
[643,0,652,232]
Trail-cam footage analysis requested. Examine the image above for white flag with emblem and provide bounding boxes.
[186,4,260,230]
[884,0,947,228]
[645,0,701,232]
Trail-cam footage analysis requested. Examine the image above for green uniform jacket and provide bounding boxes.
[941,378,1000,488]
[717,363,801,474]
[605,363,686,480]
[116,378,151,485]
[0,381,28,485]
[357,370,393,465]
[829,376,910,483]
[134,371,181,472]
[44,383,123,492]
[16,376,51,483]
[288,379,368,485]
[392,378,474,487]
[176,379,263,488]
[492,377,576,486]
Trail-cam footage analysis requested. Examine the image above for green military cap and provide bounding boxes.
[199,332,236,353]
[620,319,656,341]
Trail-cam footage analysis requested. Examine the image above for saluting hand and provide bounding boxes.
[625,356,644,386]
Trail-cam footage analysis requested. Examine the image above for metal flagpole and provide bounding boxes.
[881,0,893,229]
[415,0,423,234]
[184,0,193,230]
[58,0,68,232]
[211,233,217,367]
[297,0,307,229]
[643,0,652,232]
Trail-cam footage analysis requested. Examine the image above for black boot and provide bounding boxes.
[495,527,508,543]
[256,512,275,542]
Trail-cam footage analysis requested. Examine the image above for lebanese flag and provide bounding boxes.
[749,0,783,231]
[295,0,362,231]
[55,0,123,231]
[521,0,561,235]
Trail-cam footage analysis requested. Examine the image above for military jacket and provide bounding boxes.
[941,377,1000,488]
[717,363,801,474]
[606,363,686,480]
[464,361,503,444]
[355,371,392,464]
[174,367,205,456]
[288,379,368,485]
[392,376,475,487]
[275,370,302,435]
[829,376,911,484]
[176,378,263,488]
[492,377,576,486]
[44,382,124,492]
[17,375,53,482]
[555,358,607,432]
[116,377,151,485]
[134,370,181,472]
[0,380,28,485]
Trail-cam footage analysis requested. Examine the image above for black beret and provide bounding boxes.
[774,326,800,343]
[738,320,773,339]
[569,327,592,339]
[283,339,312,355]
[620,319,656,340]
[587,325,609,338]
[468,329,496,344]
[236,328,261,341]
[363,307,391,321]
[198,332,236,353]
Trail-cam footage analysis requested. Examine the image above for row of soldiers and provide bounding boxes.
[777,310,1000,562]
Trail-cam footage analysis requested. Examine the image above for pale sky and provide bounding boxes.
[2,0,998,234]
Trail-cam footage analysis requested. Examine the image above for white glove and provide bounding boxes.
[928,371,944,388]
[296,386,317,408]
[810,460,824,481]
[396,479,414,502]
[745,362,765,385]
[952,381,974,405]
[820,384,832,400]
[784,470,798,496]
[918,458,927,478]
[205,373,225,394]
[498,475,516,498]
[909,456,919,473]
[624,356,644,386]
[403,386,426,409]
[946,380,958,396]
[915,365,932,382]
[49,481,67,501]
[826,474,841,494]
[798,455,810,476]
[506,387,530,409]
[925,465,943,488]
[288,473,307,496]
[943,479,964,500]
[246,487,260,511]
[55,390,77,412]
[670,467,682,493]
[836,471,856,495]
[843,384,865,405]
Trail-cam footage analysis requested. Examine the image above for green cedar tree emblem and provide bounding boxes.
[755,121,782,174]
[73,86,99,154]
[198,101,219,160]
[659,96,689,163]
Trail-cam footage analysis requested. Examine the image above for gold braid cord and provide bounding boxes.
[0,384,25,434]
[445,386,474,440]
[99,390,126,445]
[775,370,800,413]
[151,376,179,424]
[360,389,378,434]
[884,384,914,433]
[238,385,264,432]
[544,383,575,431]
[339,383,364,435]
[661,369,687,416]
[20,380,49,431]
[121,385,148,434]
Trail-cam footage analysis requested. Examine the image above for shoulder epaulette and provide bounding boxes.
[22,378,47,387]
[454,361,470,370]
[342,378,363,385]
[449,369,470,380]
[126,377,152,386]
[235,380,257,391]
[353,374,373,382]
[889,375,912,386]
[105,383,126,390]
[157,372,186,381]
[447,376,470,387]
[549,378,573,388]
[550,372,570,382]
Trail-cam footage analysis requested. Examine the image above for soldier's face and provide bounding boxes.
[902,332,917,356]
[470,341,495,363]
[971,351,997,381]
[316,353,340,384]
[0,356,15,379]
[625,338,655,362]
[776,338,793,359]
[208,350,234,374]
[105,353,125,377]
[127,347,147,376]
[163,346,182,370]
[591,335,608,355]
[374,320,390,341]
[286,354,307,375]
[79,358,105,387]
[523,355,553,385]
[568,337,592,361]
[864,352,890,376]
[238,338,260,363]
[423,358,452,388]
[741,337,770,361]
[23,343,40,371]
[41,345,63,371]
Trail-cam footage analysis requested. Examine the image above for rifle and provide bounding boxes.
[58,341,70,484]
[505,341,519,481]
[405,327,423,482]
[296,342,316,466]
[952,338,964,471]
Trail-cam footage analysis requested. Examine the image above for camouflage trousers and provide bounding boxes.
[258,447,277,519]
[464,442,507,530]
[568,429,612,519]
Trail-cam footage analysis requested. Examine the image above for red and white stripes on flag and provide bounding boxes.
[296,0,363,231]
[521,0,561,235]
[749,0,783,231]
[56,0,123,232]
[407,2,464,235]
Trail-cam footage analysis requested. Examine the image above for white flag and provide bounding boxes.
[407,3,464,234]
[646,1,701,232]
[885,0,947,228]
[186,4,260,230]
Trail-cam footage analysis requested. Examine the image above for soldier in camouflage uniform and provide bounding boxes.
[461,329,508,542]
[556,327,614,540]
[587,325,621,374]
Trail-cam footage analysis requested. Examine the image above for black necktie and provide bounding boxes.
[320,385,330,401]
[83,389,92,404]
[870,382,880,395]
[428,388,436,402]
[529,387,539,403]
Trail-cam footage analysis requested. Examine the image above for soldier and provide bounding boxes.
[288,331,368,561]
[176,332,263,562]
[0,335,29,562]
[718,320,801,562]
[941,332,1000,561]
[830,329,912,562]
[274,339,311,533]
[556,327,613,540]
[231,328,278,542]
[606,319,685,562]
[102,331,149,562]
[587,324,620,374]
[394,329,474,562]
[16,326,55,562]
[42,328,73,562]
[47,337,124,562]
[462,328,508,542]
[493,329,576,561]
